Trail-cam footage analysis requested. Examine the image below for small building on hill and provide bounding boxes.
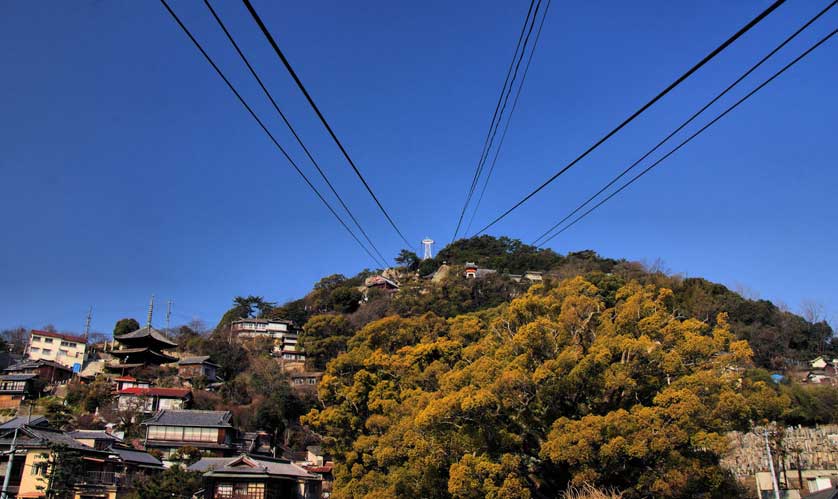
[118,387,192,412]
[142,409,239,460]
[177,355,220,382]
[290,371,322,391]
[4,358,73,385]
[0,374,38,409]
[26,329,87,369]
[189,454,320,499]
[365,275,399,291]
[114,375,151,392]
[107,324,178,373]
[232,318,296,340]
[464,262,497,279]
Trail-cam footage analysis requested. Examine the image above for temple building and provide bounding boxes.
[107,325,178,373]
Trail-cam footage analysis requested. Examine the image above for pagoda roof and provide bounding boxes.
[110,347,178,363]
[115,325,178,349]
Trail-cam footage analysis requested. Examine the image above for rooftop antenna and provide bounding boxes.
[83,306,93,339]
[165,300,173,339]
[146,294,155,329]
[422,238,434,260]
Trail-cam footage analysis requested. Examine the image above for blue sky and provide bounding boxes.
[1,0,835,334]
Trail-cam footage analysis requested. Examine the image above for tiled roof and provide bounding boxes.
[0,416,48,430]
[107,445,163,467]
[190,454,315,480]
[4,359,72,372]
[177,356,219,367]
[115,326,178,348]
[142,409,233,428]
[30,329,87,344]
[69,430,123,442]
[119,387,191,398]
[0,373,38,381]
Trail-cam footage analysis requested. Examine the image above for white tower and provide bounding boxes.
[422,238,434,260]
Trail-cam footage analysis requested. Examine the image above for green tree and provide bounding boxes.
[300,314,354,370]
[113,318,139,337]
[38,444,84,499]
[133,465,204,499]
[395,249,420,271]
[44,400,73,430]
[329,287,363,314]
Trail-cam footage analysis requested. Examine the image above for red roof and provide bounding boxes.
[305,463,334,473]
[114,376,137,382]
[30,329,87,344]
[119,387,191,398]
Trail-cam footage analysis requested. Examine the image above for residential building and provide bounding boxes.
[178,355,220,382]
[232,318,296,340]
[0,374,38,409]
[141,410,239,460]
[0,415,49,431]
[290,372,322,391]
[107,324,178,373]
[464,262,497,279]
[113,375,151,392]
[69,429,124,450]
[0,424,163,499]
[364,275,399,291]
[4,358,73,384]
[189,454,320,499]
[118,387,192,412]
[26,329,87,369]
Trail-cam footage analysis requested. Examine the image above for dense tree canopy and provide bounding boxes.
[113,318,139,337]
[304,277,791,498]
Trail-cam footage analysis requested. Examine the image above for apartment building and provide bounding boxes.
[26,329,87,369]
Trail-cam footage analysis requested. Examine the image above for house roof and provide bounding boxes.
[0,416,48,430]
[30,329,87,344]
[0,373,38,381]
[142,409,233,428]
[107,444,163,467]
[805,486,838,499]
[189,454,316,480]
[177,356,219,367]
[69,430,123,442]
[4,359,72,373]
[119,387,191,399]
[115,325,178,348]
[0,425,101,452]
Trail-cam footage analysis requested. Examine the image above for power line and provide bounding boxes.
[533,0,838,246]
[465,0,553,236]
[474,0,787,235]
[538,28,837,247]
[241,0,413,250]
[159,0,387,268]
[202,0,389,265]
[452,0,538,242]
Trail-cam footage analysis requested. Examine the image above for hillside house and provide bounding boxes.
[464,262,498,279]
[365,275,399,291]
[114,375,151,391]
[0,374,37,409]
[0,424,163,499]
[177,355,220,382]
[232,318,296,340]
[118,387,192,412]
[26,329,87,369]
[4,358,73,385]
[290,372,322,391]
[189,454,320,499]
[142,410,239,460]
[69,429,124,450]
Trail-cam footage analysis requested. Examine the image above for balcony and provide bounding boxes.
[79,471,135,487]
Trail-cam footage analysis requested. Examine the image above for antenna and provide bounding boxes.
[165,300,173,339]
[422,238,434,260]
[147,294,155,329]
[83,306,92,338]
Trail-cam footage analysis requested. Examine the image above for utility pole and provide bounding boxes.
[0,427,19,499]
[165,300,173,339]
[764,428,781,499]
[83,306,92,340]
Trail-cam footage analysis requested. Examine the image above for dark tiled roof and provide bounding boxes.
[190,454,315,480]
[69,430,123,442]
[4,359,71,372]
[0,416,48,430]
[142,410,233,428]
[177,356,219,367]
[0,426,98,452]
[107,445,163,467]
[115,326,178,348]
[0,374,37,381]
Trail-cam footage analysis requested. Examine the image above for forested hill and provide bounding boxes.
[258,236,834,371]
[203,235,837,498]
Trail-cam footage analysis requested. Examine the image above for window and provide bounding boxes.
[42,349,52,354]
[59,349,70,355]
[30,347,40,352]
[216,483,233,498]
[32,462,47,476]
[33,336,41,342]
[43,338,53,344]
[307,378,316,385]
[294,378,304,385]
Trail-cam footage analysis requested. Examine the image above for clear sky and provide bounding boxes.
[1,0,835,335]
